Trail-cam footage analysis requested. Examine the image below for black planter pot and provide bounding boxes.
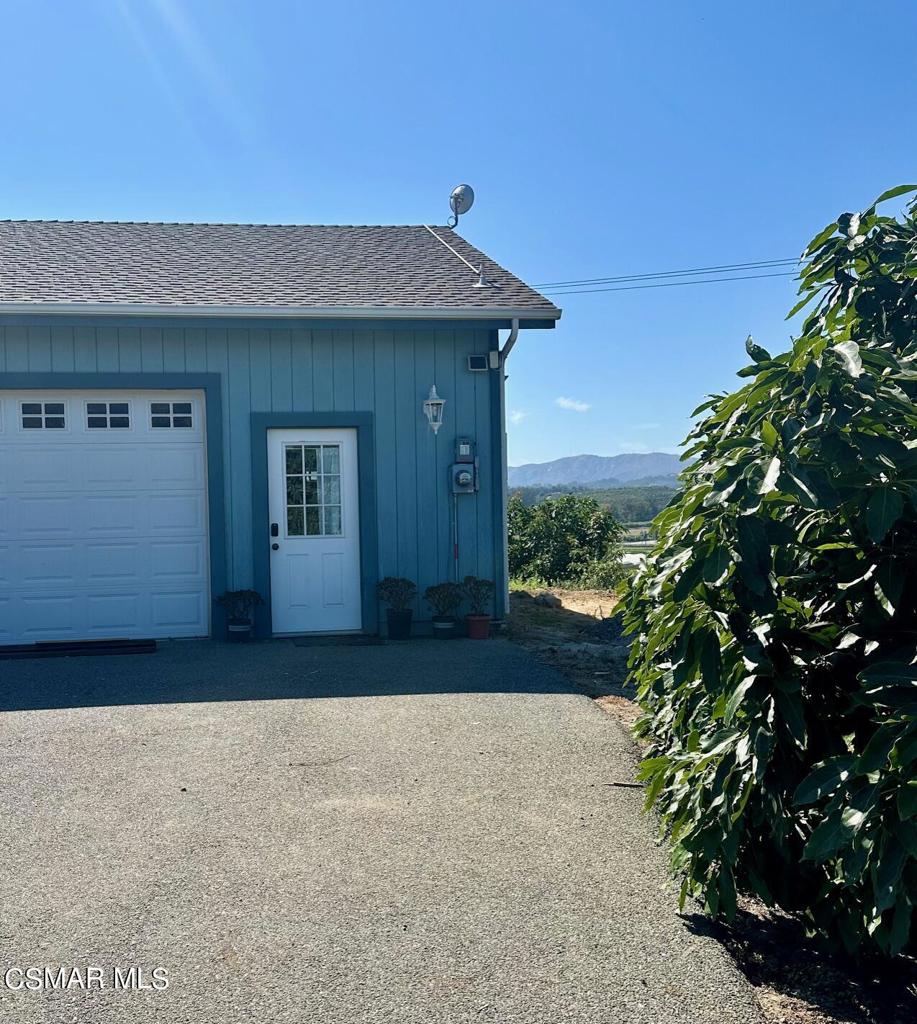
[386,608,413,641]
[226,618,253,643]
[431,616,456,638]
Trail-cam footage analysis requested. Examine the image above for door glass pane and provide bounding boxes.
[322,447,340,473]
[304,477,319,504]
[324,475,341,503]
[305,508,321,536]
[323,506,342,536]
[287,507,304,536]
[304,446,319,472]
[286,477,304,504]
[285,446,303,474]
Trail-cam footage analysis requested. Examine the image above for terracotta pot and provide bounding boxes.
[386,608,413,641]
[465,614,491,640]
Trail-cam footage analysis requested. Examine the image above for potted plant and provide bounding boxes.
[424,582,464,638]
[215,589,264,642]
[376,577,416,640]
[463,575,494,639]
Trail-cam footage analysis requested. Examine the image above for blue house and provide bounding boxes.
[0,220,559,643]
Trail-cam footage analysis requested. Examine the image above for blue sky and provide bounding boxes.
[2,1,915,465]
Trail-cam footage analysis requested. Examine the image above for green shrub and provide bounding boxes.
[624,185,917,957]
[424,582,464,618]
[376,577,416,611]
[508,493,624,589]
[463,575,494,615]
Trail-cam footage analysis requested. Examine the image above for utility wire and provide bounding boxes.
[535,257,800,290]
[542,270,798,296]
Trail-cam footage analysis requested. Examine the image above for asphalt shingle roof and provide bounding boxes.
[0,221,559,320]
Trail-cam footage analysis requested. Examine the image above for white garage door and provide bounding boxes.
[0,390,210,645]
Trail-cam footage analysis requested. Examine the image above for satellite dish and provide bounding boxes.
[448,184,475,227]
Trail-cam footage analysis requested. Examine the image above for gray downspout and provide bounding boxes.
[498,318,520,615]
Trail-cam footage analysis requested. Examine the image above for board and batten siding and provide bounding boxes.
[0,321,504,621]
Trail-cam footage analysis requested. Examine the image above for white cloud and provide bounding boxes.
[509,409,528,425]
[555,396,591,413]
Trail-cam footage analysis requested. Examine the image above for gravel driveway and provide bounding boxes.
[0,639,760,1023]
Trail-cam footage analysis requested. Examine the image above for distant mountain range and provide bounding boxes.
[508,452,681,489]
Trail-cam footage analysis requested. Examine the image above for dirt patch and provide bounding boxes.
[507,587,631,705]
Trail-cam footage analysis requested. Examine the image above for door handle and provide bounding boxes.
[270,522,279,537]
[271,543,280,551]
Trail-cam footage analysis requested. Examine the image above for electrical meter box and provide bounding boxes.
[452,464,476,493]
[451,438,477,493]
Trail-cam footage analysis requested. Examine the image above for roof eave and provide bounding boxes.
[0,301,561,325]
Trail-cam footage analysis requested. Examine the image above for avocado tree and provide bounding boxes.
[508,493,624,587]
[624,185,917,956]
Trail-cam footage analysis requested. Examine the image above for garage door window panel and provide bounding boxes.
[151,402,193,429]
[87,402,130,429]
[21,402,65,430]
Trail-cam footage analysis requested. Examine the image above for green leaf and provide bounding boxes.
[775,689,807,750]
[745,335,771,363]
[702,546,731,586]
[873,183,917,205]
[860,661,917,685]
[873,837,907,913]
[833,340,863,377]
[899,781,917,820]
[874,562,904,617]
[758,456,781,495]
[724,676,755,725]
[786,290,817,320]
[855,727,896,774]
[794,755,855,806]
[803,814,849,861]
[672,554,706,602]
[803,220,839,254]
[735,515,772,596]
[866,488,904,543]
[760,419,779,448]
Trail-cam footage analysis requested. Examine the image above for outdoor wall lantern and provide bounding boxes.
[423,385,445,434]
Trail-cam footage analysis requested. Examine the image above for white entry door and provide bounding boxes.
[267,428,361,633]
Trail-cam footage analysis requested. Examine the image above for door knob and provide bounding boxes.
[271,543,280,551]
